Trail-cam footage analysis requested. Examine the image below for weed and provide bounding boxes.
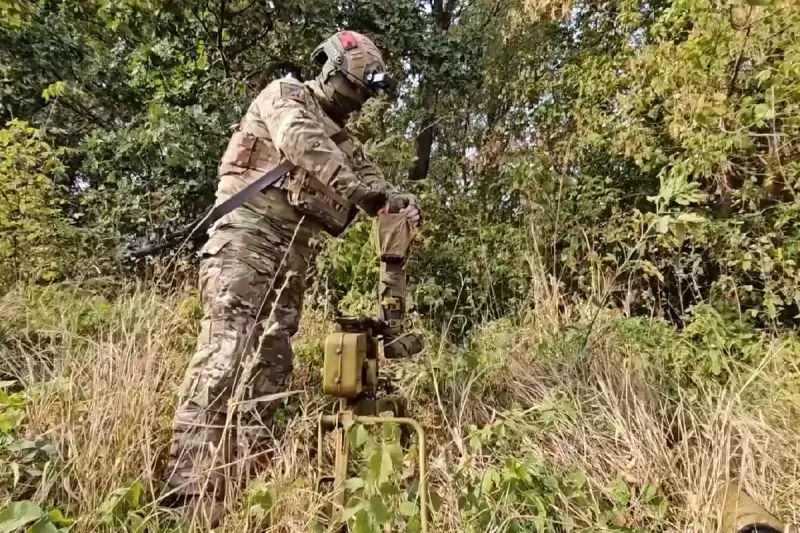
[0,279,798,531]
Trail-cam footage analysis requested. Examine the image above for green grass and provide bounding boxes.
[0,278,798,532]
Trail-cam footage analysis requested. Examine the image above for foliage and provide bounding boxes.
[0,381,67,533]
[2,0,800,334]
[457,409,668,533]
[2,0,800,530]
[0,121,74,289]
[0,500,73,533]
[336,420,426,533]
[1,282,800,531]
[0,0,532,330]
[499,0,800,329]
[0,380,55,503]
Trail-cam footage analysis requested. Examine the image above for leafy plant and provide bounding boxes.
[0,121,73,289]
[95,480,147,530]
[0,501,73,533]
[0,382,54,500]
[339,420,425,533]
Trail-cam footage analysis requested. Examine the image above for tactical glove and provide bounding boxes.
[386,193,422,226]
[350,184,388,216]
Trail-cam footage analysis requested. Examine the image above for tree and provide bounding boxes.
[2,0,800,334]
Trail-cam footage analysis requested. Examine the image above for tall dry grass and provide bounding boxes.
[1,267,799,532]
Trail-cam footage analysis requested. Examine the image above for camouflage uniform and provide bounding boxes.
[166,74,402,497]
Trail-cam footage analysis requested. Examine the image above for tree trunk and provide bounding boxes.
[408,0,457,181]
[409,94,437,181]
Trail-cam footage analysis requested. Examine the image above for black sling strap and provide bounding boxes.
[126,129,350,259]
[329,129,350,145]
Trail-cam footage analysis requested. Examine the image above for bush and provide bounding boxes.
[0,121,74,289]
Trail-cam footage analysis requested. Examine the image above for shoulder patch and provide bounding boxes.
[280,82,304,103]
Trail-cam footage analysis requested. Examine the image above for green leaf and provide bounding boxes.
[385,443,403,466]
[0,409,24,432]
[382,423,398,442]
[353,510,372,533]
[571,471,587,491]
[345,477,365,491]
[400,501,417,517]
[651,497,669,517]
[379,482,401,498]
[341,501,366,523]
[638,261,664,283]
[745,0,769,5]
[754,69,772,85]
[25,520,57,533]
[754,103,772,121]
[733,134,755,151]
[672,221,687,241]
[41,81,66,102]
[656,215,671,234]
[250,488,273,512]
[368,450,382,483]
[45,510,72,528]
[469,433,482,451]
[96,493,122,522]
[481,467,498,494]
[379,448,394,484]
[355,425,368,448]
[9,463,20,487]
[677,213,705,224]
[368,497,391,524]
[641,483,657,503]
[610,479,631,508]
[0,501,44,533]
[126,512,145,532]
[125,480,143,508]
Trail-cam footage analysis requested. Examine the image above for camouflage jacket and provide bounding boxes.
[213,77,399,233]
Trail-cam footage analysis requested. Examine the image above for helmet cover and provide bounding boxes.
[312,31,396,96]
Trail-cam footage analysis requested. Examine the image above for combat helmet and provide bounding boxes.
[312,31,397,97]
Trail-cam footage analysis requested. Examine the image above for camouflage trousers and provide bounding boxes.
[167,188,323,498]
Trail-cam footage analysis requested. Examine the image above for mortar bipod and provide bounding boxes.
[316,402,428,533]
[314,317,428,533]
[314,213,428,532]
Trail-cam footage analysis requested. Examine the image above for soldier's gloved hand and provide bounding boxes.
[350,183,388,216]
[385,193,422,227]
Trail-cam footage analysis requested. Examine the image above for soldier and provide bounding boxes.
[163,31,421,524]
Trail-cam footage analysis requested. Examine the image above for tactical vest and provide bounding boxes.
[216,124,356,236]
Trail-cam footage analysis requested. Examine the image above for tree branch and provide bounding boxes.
[59,98,109,128]
[189,6,212,40]
[230,0,260,15]
[225,18,274,60]
[727,50,746,99]
[216,0,230,78]
[248,60,304,91]
[727,9,753,99]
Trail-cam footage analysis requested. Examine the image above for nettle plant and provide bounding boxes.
[339,421,427,533]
